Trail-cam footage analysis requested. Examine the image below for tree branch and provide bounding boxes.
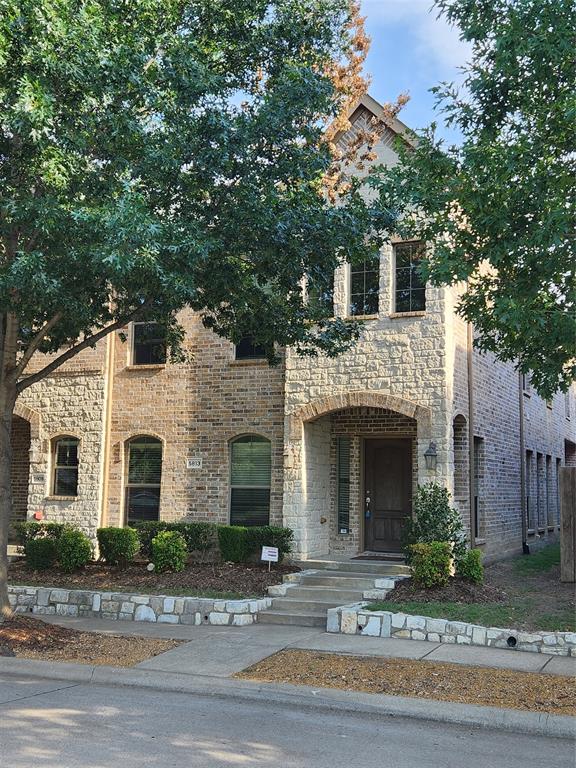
[10,312,64,383]
[16,301,154,394]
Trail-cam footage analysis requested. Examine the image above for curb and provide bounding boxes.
[1,658,574,739]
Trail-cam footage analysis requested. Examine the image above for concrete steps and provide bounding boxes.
[261,559,406,627]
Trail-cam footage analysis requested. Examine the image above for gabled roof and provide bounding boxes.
[346,93,416,148]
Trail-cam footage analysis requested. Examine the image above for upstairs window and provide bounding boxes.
[307,269,335,317]
[350,254,379,316]
[52,437,79,496]
[125,436,162,524]
[394,241,426,313]
[235,336,266,360]
[132,322,166,365]
[230,435,271,526]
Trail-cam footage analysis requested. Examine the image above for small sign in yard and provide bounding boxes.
[261,546,279,571]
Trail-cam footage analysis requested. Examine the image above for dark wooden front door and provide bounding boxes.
[364,439,412,552]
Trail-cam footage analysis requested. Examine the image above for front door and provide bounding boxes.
[364,439,412,552]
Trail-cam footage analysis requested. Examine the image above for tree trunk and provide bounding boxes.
[0,383,16,622]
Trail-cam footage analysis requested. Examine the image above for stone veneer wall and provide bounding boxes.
[327,603,576,656]
[8,585,271,627]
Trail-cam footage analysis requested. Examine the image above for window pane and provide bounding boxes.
[126,486,160,523]
[411,263,426,290]
[133,323,167,365]
[350,256,379,316]
[337,437,351,534]
[396,267,411,290]
[395,290,410,313]
[230,487,270,526]
[56,439,78,467]
[411,289,426,311]
[308,270,334,316]
[128,438,162,485]
[235,336,266,360]
[394,242,426,313]
[54,468,78,496]
[231,436,271,486]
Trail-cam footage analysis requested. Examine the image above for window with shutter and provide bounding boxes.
[337,437,351,534]
[125,436,162,523]
[52,437,79,496]
[230,435,271,526]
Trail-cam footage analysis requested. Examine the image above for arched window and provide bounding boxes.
[52,436,79,496]
[230,435,271,526]
[125,436,162,524]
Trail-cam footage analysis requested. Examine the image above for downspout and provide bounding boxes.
[519,371,529,554]
[467,323,475,547]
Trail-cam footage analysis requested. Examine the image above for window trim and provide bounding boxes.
[124,434,163,525]
[229,434,272,527]
[51,435,80,498]
[393,240,427,315]
[130,321,167,367]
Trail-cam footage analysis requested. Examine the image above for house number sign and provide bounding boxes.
[186,457,202,470]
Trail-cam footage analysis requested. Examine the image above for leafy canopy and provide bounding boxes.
[372,0,575,399]
[0,0,390,395]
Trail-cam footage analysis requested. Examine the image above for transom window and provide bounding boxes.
[394,241,426,313]
[125,436,162,524]
[52,437,79,496]
[230,435,271,526]
[350,254,379,316]
[235,336,266,360]
[131,322,167,365]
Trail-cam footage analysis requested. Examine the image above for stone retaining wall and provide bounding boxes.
[8,585,271,626]
[327,603,576,656]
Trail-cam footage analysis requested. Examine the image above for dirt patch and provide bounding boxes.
[0,615,180,666]
[8,560,299,598]
[385,577,507,604]
[236,649,576,715]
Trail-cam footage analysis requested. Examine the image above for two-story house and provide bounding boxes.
[10,95,576,562]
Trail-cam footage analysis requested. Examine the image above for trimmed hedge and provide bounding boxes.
[14,521,67,548]
[457,548,484,584]
[218,524,294,563]
[218,526,251,563]
[97,527,140,568]
[25,538,58,570]
[410,541,452,588]
[57,528,93,572]
[246,526,293,562]
[152,531,188,573]
[130,521,217,559]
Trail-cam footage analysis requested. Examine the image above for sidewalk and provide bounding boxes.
[36,614,576,678]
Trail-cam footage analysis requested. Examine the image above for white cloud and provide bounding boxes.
[362,0,472,74]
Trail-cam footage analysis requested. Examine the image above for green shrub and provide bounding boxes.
[246,526,293,562]
[218,526,251,563]
[131,521,217,559]
[402,483,467,565]
[57,528,93,572]
[97,527,140,568]
[457,548,484,584]
[14,521,67,549]
[410,541,452,588]
[25,538,58,570]
[151,531,188,573]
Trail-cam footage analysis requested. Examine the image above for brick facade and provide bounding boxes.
[9,95,576,562]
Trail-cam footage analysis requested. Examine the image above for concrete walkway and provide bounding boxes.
[37,614,576,678]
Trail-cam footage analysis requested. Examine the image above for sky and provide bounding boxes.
[360,0,472,142]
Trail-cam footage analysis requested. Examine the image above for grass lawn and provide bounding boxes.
[369,544,575,632]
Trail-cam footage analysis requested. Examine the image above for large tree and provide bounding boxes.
[0,0,394,616]
[373,0,575,399]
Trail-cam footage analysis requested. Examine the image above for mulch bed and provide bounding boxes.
[8,560,299,597]
[384,577,507,604]
[0,615,180,666]
[237,649,576,715]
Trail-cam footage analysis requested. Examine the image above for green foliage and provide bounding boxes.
[151,531,188,573]
[372,0,576,398]
[245,526,294,563]
[56,528,92,572]
[410,542,452,589]
[131,521,217,559]
[514,543,560,574]
[402,483,466,564]
[457,549,484,584]
[13,522,67,549]
[218,526,251,564]
[97,527,140,568]
[25,537,58,570]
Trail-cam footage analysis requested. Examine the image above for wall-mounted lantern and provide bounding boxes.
[424,441,438,471]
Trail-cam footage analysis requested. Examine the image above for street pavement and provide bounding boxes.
[0,675,573,768]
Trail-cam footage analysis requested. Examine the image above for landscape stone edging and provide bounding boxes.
[326,603,576,656]
[8,585,272,626]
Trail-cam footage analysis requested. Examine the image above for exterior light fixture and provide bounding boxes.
[424,441,437,471]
